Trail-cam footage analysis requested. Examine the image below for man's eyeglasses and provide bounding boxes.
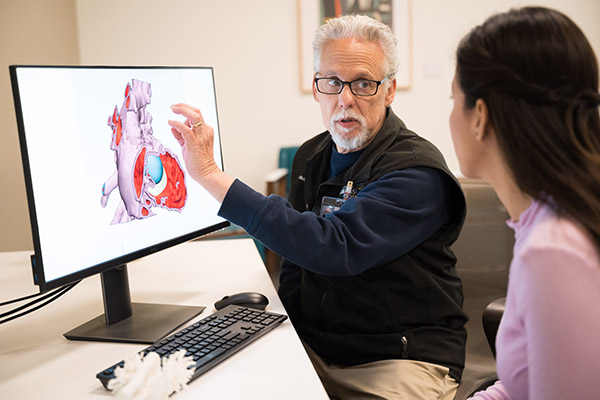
[314,76,389,97]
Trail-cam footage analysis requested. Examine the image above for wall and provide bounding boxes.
[1,0,599,251]
[0,0,80,251]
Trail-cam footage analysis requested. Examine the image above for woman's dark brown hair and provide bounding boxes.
[456,7,600,249]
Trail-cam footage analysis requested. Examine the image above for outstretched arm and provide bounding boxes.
[220,168,455,276]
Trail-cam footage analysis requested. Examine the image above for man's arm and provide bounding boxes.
[220,167,456,276]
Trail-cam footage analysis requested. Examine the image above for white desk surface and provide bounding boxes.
[0,238,328,399]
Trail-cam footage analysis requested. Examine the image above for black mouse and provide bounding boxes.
[214,292,269,310]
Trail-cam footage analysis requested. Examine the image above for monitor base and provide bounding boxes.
[64,303,205,344]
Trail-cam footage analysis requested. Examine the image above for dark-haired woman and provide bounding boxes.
[450,6,600,400]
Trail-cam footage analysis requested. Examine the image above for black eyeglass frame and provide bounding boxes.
[314,76,389,97]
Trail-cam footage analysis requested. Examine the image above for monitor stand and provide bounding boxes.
[64,264,205,344]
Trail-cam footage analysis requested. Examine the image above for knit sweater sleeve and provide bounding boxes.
[469,381,511,400]
[509,225,600,399]
[218,167,454,276]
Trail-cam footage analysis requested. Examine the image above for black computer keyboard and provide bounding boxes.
[96,304,288,389]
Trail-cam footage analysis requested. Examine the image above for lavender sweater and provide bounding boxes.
[470,200,600,400]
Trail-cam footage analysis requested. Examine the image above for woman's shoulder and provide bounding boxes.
[523,204,599,269]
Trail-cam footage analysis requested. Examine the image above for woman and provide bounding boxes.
[450,6,600,400]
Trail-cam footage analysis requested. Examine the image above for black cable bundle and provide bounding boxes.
[0,281,80,325]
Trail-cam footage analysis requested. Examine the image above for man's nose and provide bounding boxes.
[337,84,356,108]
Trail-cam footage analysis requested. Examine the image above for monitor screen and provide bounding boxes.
[10,65,229,343]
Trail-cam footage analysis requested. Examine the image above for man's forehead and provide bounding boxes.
[321,38,383,56]
[320,39,386,78]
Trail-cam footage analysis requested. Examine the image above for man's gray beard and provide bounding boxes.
[329,111,370,152]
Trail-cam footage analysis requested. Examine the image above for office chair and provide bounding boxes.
[457,296,506,397]
[452,178,512,399]
[482,297,506,358]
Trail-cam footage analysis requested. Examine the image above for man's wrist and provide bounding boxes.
[195,168,235,203]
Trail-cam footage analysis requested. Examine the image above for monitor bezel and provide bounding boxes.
[10,64,230,293]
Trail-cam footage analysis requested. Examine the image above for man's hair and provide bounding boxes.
[456,6,600,250]
[313,14,399,78]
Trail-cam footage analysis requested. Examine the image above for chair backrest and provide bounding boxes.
[278,146,299,195]
[452,177,513,399]
[453,178,514,278]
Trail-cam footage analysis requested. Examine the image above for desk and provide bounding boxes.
[0,239,328,399]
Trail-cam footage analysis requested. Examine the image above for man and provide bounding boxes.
[169,15,467,400]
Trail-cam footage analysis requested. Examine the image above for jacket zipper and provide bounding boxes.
[401,336,408,358]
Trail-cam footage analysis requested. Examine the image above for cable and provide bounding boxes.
[0,282,77,324]
[0,292,40,306]
[0,281,80,325]
[0,286,66,319]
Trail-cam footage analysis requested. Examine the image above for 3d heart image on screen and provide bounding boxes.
[101,79,187,224]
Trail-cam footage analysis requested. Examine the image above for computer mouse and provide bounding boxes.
[214,292,269,310]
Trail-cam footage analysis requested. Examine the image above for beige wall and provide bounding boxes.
[0,0,79,251]
[1,0,599,252]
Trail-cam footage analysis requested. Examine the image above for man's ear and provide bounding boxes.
[384,77,397,106]
[312,74,320,103]
[474,98,490,141]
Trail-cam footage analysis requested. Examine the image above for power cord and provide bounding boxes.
[0,281,80,325]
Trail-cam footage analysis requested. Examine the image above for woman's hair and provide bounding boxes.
[313,14,399,79]
[456,7,600,249]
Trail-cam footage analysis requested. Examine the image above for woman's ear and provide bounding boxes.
[474,98,490,141]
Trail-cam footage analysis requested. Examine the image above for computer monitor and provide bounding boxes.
[9,65,229,343]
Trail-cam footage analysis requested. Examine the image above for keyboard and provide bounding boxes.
[96,304,288,389]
